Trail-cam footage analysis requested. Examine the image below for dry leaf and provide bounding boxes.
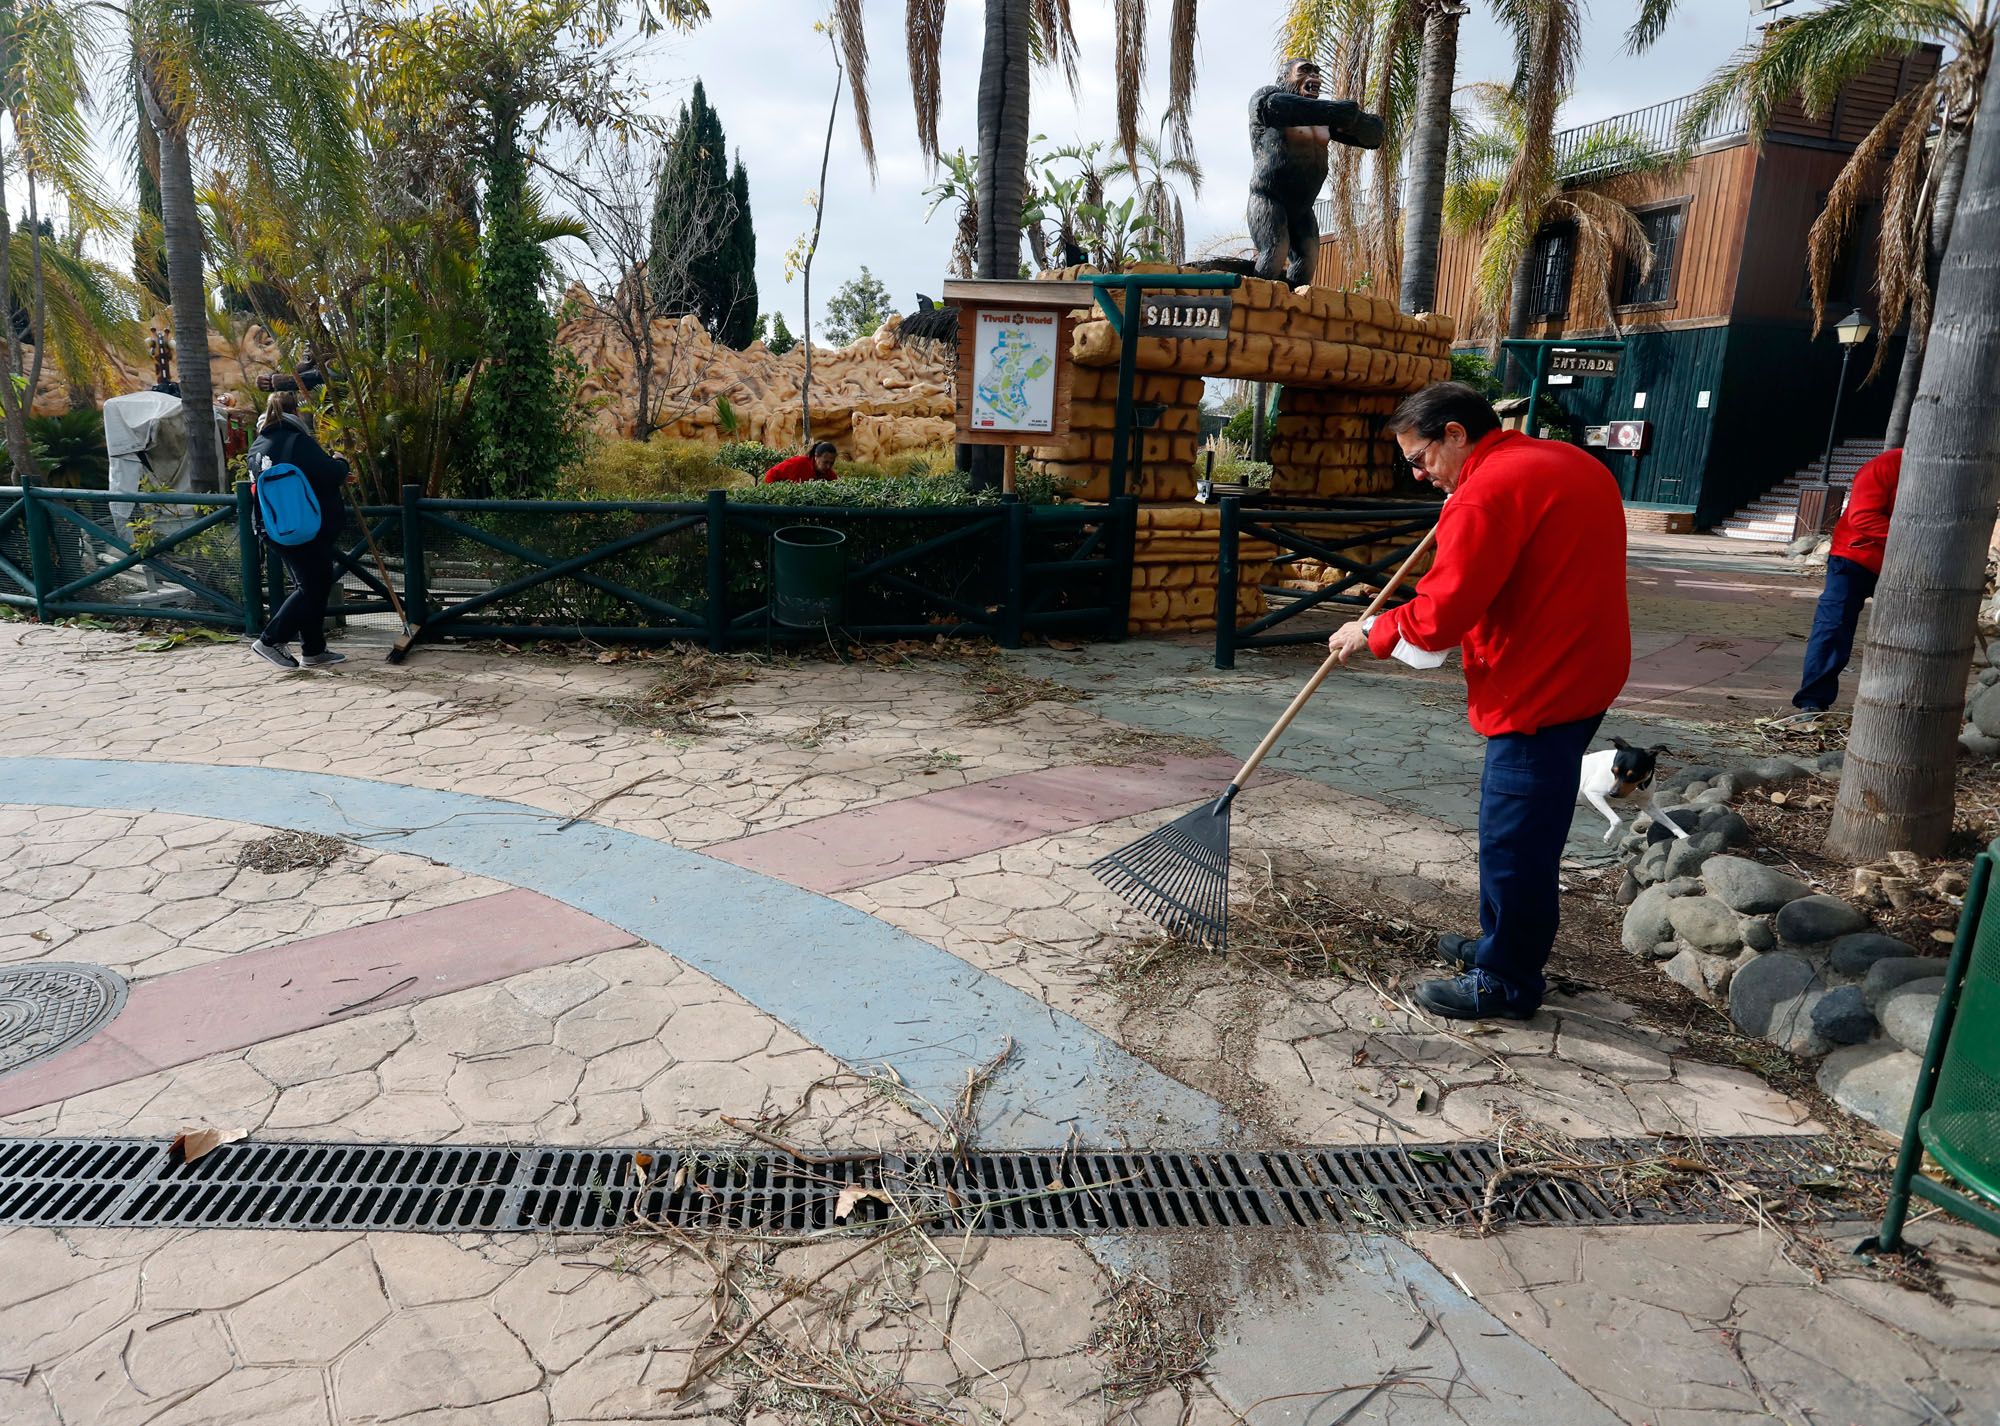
[1416,1087,1436,1113]
[1350,1049,1369,1067]
[671,1164,688,1192]
[1047,1177,1067,1192]
[834,1186,893,1222]
[1932,929,1956,944]
[29,929,51,942]
[170,1127,245,1165]
[1044,638,1081,652]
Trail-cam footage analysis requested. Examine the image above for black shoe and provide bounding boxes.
[1437,933,1477,972]
[1414,972,1535,1022]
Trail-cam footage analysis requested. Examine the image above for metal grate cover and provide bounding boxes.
[0,1134,1840,1237]
[0,964,127,1076]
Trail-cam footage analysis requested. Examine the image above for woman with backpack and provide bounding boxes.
[248,390,351,671]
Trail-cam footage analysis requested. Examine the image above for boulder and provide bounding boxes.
[1764,987,1833,1057]
[1878,978,1947,1056]
[1695,808,1751,847]
[1680,766,1723,785]
[1668,895,1745,953]
[1818,1042,1920,1134]
[1665,838,1713,880]
[1703,856,1811,914]
[1809,985,1877,1046]
[1648,940,1678,961]
[1692,787,1732,806]
[1637,840,1671,883]
[1828,932,1917,977]
[1962,727,2000,760]
[1728,952,1819,1036]
[1710,774,1739,799]
[1622,884,1677,955]
[1862,956,1948,1012]
[1748,756,1810,787]
[1663,947,1736,1000]
[1816,749,1845,776]
[1969,679,2000,740]
[1616,870,1640,906]
[1741,916,1776,952]
[1775,894,1869,945]
[1661,877,1702,897]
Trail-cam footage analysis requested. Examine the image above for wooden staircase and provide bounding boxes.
[1715,439,1886,543]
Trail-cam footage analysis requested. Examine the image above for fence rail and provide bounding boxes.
[2,484,1136,656]
[1215,495,1441,668]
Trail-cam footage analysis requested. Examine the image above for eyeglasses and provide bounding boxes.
[1402,438,1442,472]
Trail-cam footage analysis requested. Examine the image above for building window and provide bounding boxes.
[1619,204,1684,307]
[1527,225,1575,321]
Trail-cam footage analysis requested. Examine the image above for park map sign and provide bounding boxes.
[945,279,1085,448]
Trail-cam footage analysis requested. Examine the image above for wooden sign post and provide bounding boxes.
[943,281,1091,485]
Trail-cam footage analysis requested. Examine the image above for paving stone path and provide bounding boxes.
[2,538,1994,1425]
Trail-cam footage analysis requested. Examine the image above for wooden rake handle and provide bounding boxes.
[1227,522,1439,791]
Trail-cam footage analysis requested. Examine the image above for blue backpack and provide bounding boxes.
[254,457,323,546]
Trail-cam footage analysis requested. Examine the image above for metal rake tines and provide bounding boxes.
[1090,806,1233,949]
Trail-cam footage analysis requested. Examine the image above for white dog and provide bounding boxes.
[1580,738,1689,843]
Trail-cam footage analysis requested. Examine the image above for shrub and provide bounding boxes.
[564,437,750,501]
[26,411,110,488]
[1450,350,1501,399]
[715,441,787,476]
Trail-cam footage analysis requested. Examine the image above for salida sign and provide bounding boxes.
[1139,295,1232,339]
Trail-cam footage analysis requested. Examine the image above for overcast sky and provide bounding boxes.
[651,0,1778,334]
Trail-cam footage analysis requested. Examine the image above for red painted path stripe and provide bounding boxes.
[710,756,1246,893]
[0,888,637,1117]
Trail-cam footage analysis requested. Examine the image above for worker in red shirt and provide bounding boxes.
[1327,383,1631,1021]
[763,441,839,484]
[1791,447,1901,716]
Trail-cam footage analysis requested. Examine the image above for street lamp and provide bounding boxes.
[1797,309,1873,541]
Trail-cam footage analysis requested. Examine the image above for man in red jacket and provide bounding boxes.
[763,441,839,484]
[1792,448,1902,715]
[1328,383,1631,1020]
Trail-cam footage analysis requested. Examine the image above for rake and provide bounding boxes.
[1090,524,1440,949]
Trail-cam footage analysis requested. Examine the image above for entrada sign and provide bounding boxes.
[1547,349,1620,378]
[1140,295,1233,339]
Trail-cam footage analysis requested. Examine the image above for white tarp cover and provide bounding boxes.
[103,391,194,497]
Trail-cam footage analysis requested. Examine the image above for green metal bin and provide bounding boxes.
[770,525,845,629]
[1870,843,2000,1251]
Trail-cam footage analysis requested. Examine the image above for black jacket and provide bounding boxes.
[250,415,348,537]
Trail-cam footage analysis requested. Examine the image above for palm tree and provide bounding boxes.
[1444,83,1673,356]
[1655,1,1995,448]
[1107,126,1204,263]
[119,0,354,488]
[921,148,979,277]
[1828,45,2000,859]
[0,0,114,479]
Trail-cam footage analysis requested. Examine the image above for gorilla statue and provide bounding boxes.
[1250,58,1385,288]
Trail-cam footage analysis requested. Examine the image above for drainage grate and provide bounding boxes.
[0,1134,1841,1236]
[0,964,128,1076]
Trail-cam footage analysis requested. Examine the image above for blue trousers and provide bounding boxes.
[1470,712,1605,1009]
[1794,554,1877,711]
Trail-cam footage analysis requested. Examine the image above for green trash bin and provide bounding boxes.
[1871,843,2000,1251]
[770,525,845,628]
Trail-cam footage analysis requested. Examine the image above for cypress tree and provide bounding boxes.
[649,82,758,348]
[721,155,758,348]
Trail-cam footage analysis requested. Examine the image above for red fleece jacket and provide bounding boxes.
[1830,448,1902,575]
[763,454,834,484]
[1368,429,1630,737]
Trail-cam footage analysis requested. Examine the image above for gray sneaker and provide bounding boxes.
[299,650,348,668]
[250,639,302,671]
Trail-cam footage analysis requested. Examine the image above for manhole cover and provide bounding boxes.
[0,964,127,1076]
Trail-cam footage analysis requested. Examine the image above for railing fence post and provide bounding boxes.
[22,485,53,623]
[400,485,428,628]
[1215,496,1239,670]
[1112,494,1137,642]
[235,480,263,633]
[705,489,728,652]
[1001,496,1027,648]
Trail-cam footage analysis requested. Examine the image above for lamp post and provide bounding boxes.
[1797,308,1873,541]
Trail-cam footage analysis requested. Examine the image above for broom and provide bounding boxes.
[1090,524,1440,949]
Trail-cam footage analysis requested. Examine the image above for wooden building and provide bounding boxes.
[1315,44,1939,533]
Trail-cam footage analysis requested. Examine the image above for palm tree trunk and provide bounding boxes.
[149,101,224,490]
[0,130,37,482]
[1400,2,1463,315]
[1496,252,1535,391]
[1827,58,2000,860]
[975,0,1031,279]
[1885,128,1971,448]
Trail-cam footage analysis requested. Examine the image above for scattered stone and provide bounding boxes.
[1695,809,1750,847]
[1681,779,1712,798]
[1616,870,1640,906]
[1637,840,1671,882]
[1649,940,1678,960]
[1818,1042,1920,1134]
[1661,877,1702,897]
[1862,956,1949,1012]
[1816,749,1845,775]
[1968,680,2000,739]
[1703,856,1812,914]
[1668,895,1745,952]
[1878,978,1946,1057]
[1810,985,1876,1046]
[1934,869,1969,900]
[1663,947,1735,999]
[1680,766,1723,785]
[1776,894,1869,945]
[1786,534,1821,557]
[1692,786,1732,806]
[1622,884,1676,955]
[1645,819,1680,847]
[1665,838,1712,880]
[1712,774,1739,799]
[1741,916,1776,952]
[1728,952,1819,1037]
[1959,727,2000,759]
[1748,756,1809,787]
[1828,932,1917,976]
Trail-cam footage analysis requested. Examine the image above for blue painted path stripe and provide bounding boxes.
[0,758,1225,1147]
